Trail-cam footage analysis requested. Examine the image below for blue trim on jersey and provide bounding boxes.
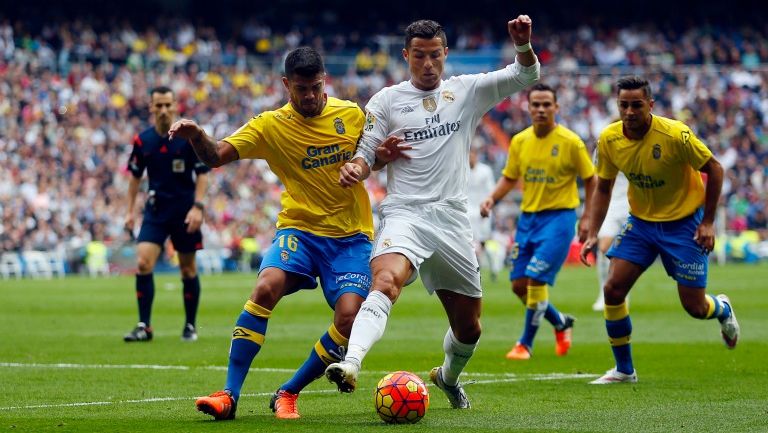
[509,209,576,286]
[607,207,707,287]
[259,228,372,308]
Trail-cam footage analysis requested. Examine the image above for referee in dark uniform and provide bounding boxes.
[124,86,210,342]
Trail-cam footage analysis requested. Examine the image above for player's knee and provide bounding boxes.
[250,280,282,309]
[372,271,402,303]
[179,264,197,279]
[603,280,629,304]
[136,256,154,274]
[511,280,527,300]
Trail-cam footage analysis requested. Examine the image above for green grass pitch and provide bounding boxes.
[1,263,766,432]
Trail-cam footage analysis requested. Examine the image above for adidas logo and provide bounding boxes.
[400,106,414,114]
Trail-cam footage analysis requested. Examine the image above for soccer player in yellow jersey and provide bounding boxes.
[580,76,740,384]
[480,83,596,360]
[169,47,374,419]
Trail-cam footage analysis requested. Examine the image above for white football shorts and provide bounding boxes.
[373,204,482,298]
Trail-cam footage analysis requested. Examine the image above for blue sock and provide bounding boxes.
[182,276,200,326]
[705,294,732,321]
[136,273,154,326]
[225,301,270,401]
[280,324,348,394]
[519,308,540,349]
[605,302,633,374]
[544,303,565,329]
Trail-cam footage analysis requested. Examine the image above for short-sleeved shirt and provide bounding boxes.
[224,97,373,239]
[595,115,712,221]
[502,124,595,212]
[128,127,210,222]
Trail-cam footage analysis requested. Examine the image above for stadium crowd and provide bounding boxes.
[1,17,767,273]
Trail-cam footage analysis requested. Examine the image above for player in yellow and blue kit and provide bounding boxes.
[169,47,373,419]
[580,76,740,384]
[481,83,596,360]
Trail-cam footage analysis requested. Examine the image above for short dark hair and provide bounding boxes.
[404,20,447,49]
[284,46,325,79]
[150,86,173,97]
[616,76,652,99]
[528,83,557,102]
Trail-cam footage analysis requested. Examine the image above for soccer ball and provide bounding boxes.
[373,370,429,424]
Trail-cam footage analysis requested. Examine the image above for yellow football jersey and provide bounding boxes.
[224,97,373,239]
[595,115,712,222]
[502,124,595,212]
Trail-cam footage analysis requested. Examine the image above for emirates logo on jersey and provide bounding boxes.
[422,96,437,112]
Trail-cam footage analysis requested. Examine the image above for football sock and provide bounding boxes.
[605,301,633,374]
[225,300,271,401]
[182,276,200,326]
[441,328,477,387]
[544,303,566,330]
[704,294,732,321]
[519,284,548,349]
[136,273,154,326]
[344,290,392,366]
[281,324,348,394]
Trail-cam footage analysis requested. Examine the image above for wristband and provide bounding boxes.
[193,201,205,211]
[514,42,532,53]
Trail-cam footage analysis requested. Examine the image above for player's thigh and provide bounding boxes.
[373,212,431,287]
[604,258,644,300]
[370,253,414,302]
[258,229,319,297]
[136,221,168,270]
[316,233,373,309]
[606,215,658,269]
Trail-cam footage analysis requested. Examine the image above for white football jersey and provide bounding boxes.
[356,60,539,211]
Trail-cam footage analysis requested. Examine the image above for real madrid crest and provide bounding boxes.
[334,117,345,134]
[441,90,455,103]
[382,239,392,248]
[422,96,437,112]
[652,143,661,159]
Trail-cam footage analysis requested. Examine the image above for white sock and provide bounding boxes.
[440,328,477,387]
[596,251,610,302]
[344,290,392,367]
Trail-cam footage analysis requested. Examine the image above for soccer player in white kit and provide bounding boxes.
[593,172,629,311]
[325,16,540,409]
[468,146,500,280]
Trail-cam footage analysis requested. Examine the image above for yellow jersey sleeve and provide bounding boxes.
[224,114,269,160]
[501,133,522,180]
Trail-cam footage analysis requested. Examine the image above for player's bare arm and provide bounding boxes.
[578,175,597,242]
[169,119,239,168]
[579,177,614,265]
[480,176,517,218]
[184,172,208,233]
[694,157,724,252]
[508,15,536,67]
[339,157,370,187]
[125,175,141,232]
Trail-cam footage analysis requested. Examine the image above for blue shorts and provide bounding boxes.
[607,208,707,288]
[137,219,203,253]
[510,209,576,286]
[259,228,372,308]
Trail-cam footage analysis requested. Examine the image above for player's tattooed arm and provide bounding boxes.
[169,119,238,168]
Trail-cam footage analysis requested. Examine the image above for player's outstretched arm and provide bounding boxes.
[508,15,536,67]
[169,119,238,168]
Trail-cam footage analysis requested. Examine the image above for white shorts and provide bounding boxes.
[374,204,482,298]
[598,202,630,239]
